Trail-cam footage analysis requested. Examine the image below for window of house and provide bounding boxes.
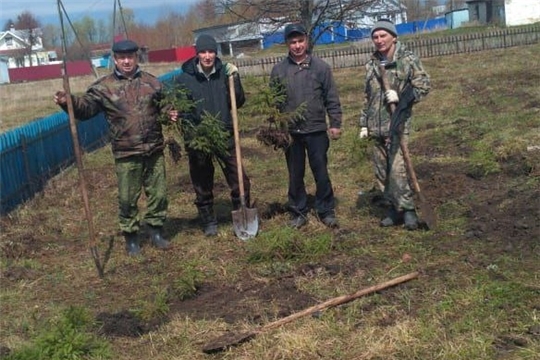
[5,36,13,46]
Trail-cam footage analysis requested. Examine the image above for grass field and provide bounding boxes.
[0,44,539,360]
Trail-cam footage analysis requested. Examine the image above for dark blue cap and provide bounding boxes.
[112,40,139,53]
[284,23,307,40]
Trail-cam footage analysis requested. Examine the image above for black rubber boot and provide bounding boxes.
[380,208,403,227]
[148,226,170,250]
[403,210,419,231]
[123,232,141,256]
[289,213,308,229]
[198,205,218,236]
[319,213,339,228]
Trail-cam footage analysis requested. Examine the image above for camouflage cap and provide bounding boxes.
[112,40,139,53]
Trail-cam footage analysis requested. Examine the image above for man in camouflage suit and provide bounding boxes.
[54,39,170,255]
[358,19,431,230]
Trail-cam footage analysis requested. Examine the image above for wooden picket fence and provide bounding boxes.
[235,25,540,76]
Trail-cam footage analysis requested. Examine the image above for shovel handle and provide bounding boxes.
[378,65,422,195]
[229,75,246,203]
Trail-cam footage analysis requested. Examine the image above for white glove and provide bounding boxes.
[359,127,368,139]
[385,90,399,104]
[224,63,238,76]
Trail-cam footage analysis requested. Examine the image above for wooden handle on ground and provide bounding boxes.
[261,271,419,331]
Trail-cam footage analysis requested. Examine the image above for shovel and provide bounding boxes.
[229,75,259,240]
[379,64,437,230]
[202,271,419,353]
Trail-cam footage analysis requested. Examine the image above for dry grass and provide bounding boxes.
[0,62,180,132]
[1,46,539,360]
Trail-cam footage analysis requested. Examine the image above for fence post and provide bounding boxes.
[20,134,33,195]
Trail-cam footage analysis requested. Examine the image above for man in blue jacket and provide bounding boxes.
[270,23,343,229]
[170,34,251,236]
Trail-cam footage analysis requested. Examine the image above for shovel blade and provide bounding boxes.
[231,207,259,240]
[417,200,437,230]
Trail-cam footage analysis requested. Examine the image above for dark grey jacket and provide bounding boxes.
[270,54,342,134]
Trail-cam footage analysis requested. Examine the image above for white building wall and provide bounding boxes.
[505,0,540,26]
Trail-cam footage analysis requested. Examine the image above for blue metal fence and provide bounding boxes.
[265,18,449,47]
[0,69,183,214]
[0,112,108,214]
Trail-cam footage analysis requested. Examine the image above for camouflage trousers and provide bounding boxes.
[114,152,168,233]
[372,134,415,211]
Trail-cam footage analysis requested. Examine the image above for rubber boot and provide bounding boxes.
[289,213,308,229]
[123,232,141,256]
[198,205,218,237]
[403,210,419,231]
[148,226,170,250]
[319,212,339,228]
[380,207,403,227]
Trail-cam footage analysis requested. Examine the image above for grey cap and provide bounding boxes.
[284,23,307,40]
[371,19,398,37]
[112,39,139,53]
[195,34,218,53]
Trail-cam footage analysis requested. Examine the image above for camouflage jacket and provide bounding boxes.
[359,41,430,138]
[65,68,166,159]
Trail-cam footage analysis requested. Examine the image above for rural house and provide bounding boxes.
[193,0,408,57]
[0,25,53,68]
[466,0,540,26]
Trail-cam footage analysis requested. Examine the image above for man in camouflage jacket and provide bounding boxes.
[358,19,431,230]
[54,40,170,255]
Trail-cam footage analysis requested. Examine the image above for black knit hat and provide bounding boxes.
[195,34,218,53]
[371,19,398,38]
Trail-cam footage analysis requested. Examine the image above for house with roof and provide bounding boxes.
[0,25,52,68]
[466,0,540,26]
[193,0,408,57]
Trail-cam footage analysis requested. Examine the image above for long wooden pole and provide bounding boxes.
[202,271,419,353]
[57,0,103,278]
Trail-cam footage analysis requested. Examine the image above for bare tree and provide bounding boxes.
[41,24,61,48]
[11,11,42,66]
[401,0,434,22]
[217,0,380,50]
[3,19,15,31]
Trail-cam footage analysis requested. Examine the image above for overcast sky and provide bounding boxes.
[1,0,200,27]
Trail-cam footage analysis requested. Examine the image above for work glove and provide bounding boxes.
[385,90,399,104]
[224,63,238,76]
[359,127,368,139]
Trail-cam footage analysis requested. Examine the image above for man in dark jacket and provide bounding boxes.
[170,34,251,236]
[270,23,343,229]
[54,39,171,255]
